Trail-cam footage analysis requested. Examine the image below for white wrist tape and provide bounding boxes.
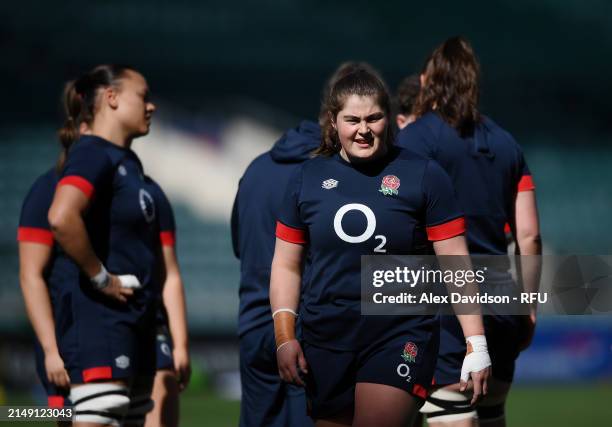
[460,335,491,383]
[272,308,298,318]
[118,274,142,289]
[90,265,110,290]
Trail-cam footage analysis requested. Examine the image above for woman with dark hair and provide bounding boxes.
[270,66,491,427]
[398,36,541,427]
[44,64,164,427]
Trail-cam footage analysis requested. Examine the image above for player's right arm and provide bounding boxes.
[48,146,132,302]
[270,167,308,386]
[270,237,307,386]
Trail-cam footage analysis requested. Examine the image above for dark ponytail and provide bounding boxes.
[412,36,481,137]
[56,64,135,172]
[56,80,82,172]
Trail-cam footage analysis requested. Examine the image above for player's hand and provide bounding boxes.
[460,335,491,405]
[518,312,537,351]
[99,274,134,303]
[173,347,191,392]
[45,351,70,388]
[276,339,308,387]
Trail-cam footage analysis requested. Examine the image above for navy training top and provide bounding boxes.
[276,147,465,350]
[55,135,163,311]
[18,166,177,325]
[231,120,320,337]
[397,112,535,255]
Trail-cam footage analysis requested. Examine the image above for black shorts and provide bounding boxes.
[55,289,157,384]
[302,323,439,420]
[155,323,174,371]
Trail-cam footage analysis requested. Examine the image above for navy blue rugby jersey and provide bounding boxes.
[232,120,320,337]
[397,112,535,255]
[56,135,162,305]
[275,147,465,350]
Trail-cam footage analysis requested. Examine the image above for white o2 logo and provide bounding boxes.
[396,363,412,382]
[333,203,387,252]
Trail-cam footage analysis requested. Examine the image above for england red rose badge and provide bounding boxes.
[401,342,418,363]
[379,175,400,196]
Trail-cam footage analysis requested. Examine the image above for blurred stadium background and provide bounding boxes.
[0,1,610,425]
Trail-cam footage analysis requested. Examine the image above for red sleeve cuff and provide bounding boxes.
[517,175,535,192]
[17,227,53,246]
[160,231,176,247]
[58,176,95,198]
[276,221,308,244]
[426,217,466,241]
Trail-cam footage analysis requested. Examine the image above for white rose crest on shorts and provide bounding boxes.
[379,175,400,196]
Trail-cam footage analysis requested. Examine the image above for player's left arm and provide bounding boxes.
[19,242,71,388]
[161,244,190,391]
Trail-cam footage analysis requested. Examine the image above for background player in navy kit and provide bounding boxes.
[394,74,420,130]
[145,178,191,427]
[270,66,491,427]
[47,64,160,427]
[19,168,190,427]
[18,106,79,423]
[397,37,541,427]
[231,119,318,427]
[231,62,369,427]
[18,169,69,408]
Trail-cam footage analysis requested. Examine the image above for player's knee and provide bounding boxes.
[125,393,155,426]
[477,403,505,424]
[70,383,130,427]
[420,388,477,423]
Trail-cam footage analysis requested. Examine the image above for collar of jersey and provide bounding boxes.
[332,147,397,177]
[78,134,131,152]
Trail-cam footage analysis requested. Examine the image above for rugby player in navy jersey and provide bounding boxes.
[19,170,73,425]
[46,64,161,427]
[17,90,91,422]
[270,66,491,427]
[232,119,318,427]
[231,62,371,427]
[145,177,191,427]
[397,37,541,427]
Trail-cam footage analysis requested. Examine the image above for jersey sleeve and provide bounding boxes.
[275,166,308,244]
[516,148,535,192]
[155,185,177,247]
[17,173,55,246]
[58,144,113,199]
[422,161,466,241]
